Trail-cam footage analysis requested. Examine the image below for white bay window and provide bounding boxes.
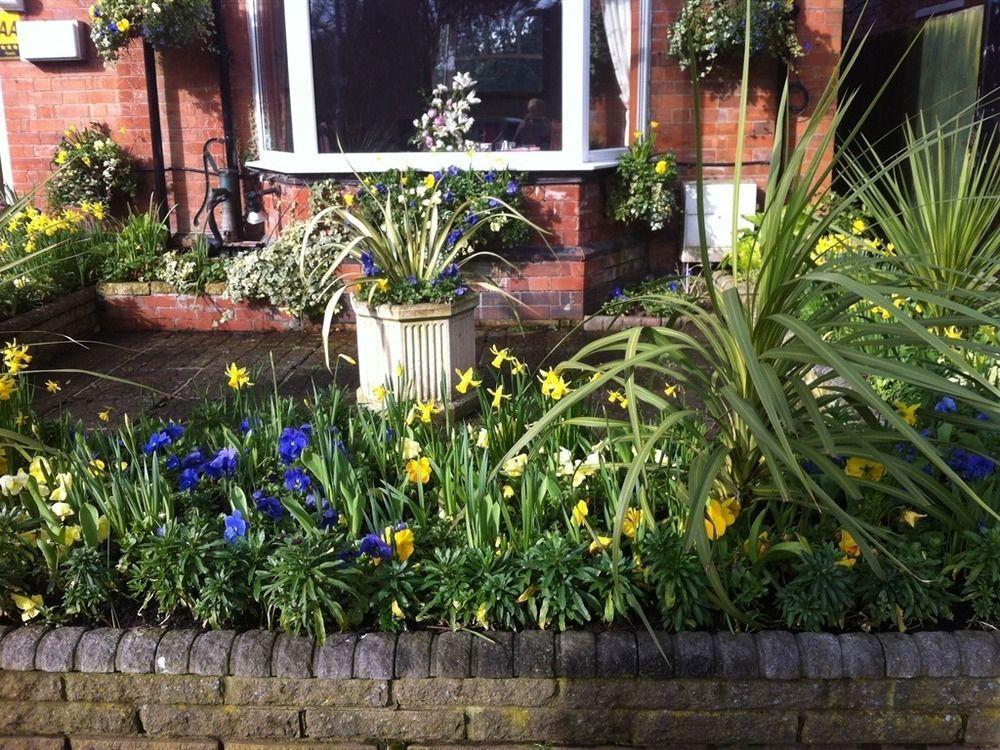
[247,0,651,173]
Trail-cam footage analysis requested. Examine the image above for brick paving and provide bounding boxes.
[29,327,601,425]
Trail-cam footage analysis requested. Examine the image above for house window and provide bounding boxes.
[248,0,650,173]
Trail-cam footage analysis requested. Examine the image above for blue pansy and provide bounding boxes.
[360,251,381,278]
[178,467,202,492]
[488,198,499,208]
[253,490,285,521]
[466,212,478,225]
[505,180,518,195]
[406,275,418,286]
[610,287,626,301]
[454,286,468,296]
[484,170,497,183]
[446,229,463,246]
[359,533,392,560]
[443,190,455,204]
[224,509,248,543]
[144,431,173,455]
[278,426,310,464]
[203,447,239,479]
[164,423,185,442]
[935,396,958,413]
[447,165,459,177]
[385,427,397,442]
[240,417,260,435]
[284,467,312,492]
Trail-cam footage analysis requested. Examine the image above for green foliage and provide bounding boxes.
[98,205,169,282]
[609,131,678,231]
[949,527,1000,624]
[641,524,715,631]
[668,0,803,76]
[601,274,702,317]
[858,540,955,630]
[59,545,118,622]
[49,123,136,210]
[778,546,856,631]
[522,534,599,631]
[257,530,359,642]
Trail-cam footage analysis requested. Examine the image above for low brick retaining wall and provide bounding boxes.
[0,287,99,362]
[1,626,1000,748]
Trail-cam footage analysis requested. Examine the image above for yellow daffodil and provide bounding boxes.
[608,390,628,408]
[12,593,43,622]
[376,278,389,293]
[650,120,660,130]
[97,515,110,542]
[401,437,422,460]
[391,599,405,619]
[539,369,571,400]
[845,457,886,482]
[454,367,482,394]
[895,401,918,427]
[406,456,432,484]
[589,535,612,554]
[590,371,603,382]
[837,529,861,566]
[15,414,28,428]
[663,383,680,399]
[502,453,528,477]
[409,399,442,424]
[372,384,388,402]
[45,380,61,394]
[50,474,73,504]
[851,218,867,235]
[870,305,892,321]
[943,326,964,340]
[487,386,510,410]
[510,358,527,375]
[0,375,16,401]
[225,362,253,390]
[476,428,489,449]
[338,354,357,365]
[489,345,511,368]
[517,585,537,604]
[62,525,82,546]
[88,458,106,476]
[571,500,589,526]
[98,408,111,423]
[900,508,926,528]
[622,507,644,539]
[501,484,515,499]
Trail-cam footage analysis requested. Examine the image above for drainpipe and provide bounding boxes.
[142,40,169,223]
[211,0,242,237]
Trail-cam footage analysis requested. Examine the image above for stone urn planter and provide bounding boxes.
[352,295,477,414]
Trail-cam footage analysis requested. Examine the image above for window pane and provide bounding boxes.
[589,0,628,149]
[309,0,563,153]
[254,0,294,152]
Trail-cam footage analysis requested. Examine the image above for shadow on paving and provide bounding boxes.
[28,326,607,425]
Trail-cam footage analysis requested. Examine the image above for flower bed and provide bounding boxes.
[1,624,999,747]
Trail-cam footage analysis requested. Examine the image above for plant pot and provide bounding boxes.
[352,295,478,414]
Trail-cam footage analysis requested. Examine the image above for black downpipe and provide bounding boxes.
[143,40,169,223]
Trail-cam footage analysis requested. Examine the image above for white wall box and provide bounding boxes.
[17,20,84,62]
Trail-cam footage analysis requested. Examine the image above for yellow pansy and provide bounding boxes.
[117,18,131,33]
[343,192,355,207]
[845,457,886,482]
[837,529,861,566]
[454,367,482,394]
[571,500,588,527]
[501,484,515,499]
[589,535,612,554]
[895,402,918,427]
[654,160,668,175]
[406,457,432,484]
[12,593,43,622]
[704,496,740,541]
[376,278,389,293]
[422,173,436,189]
[225,362,253,390]
[393,527,415,561]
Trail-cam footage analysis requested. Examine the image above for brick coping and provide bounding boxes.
[1,625,996,681]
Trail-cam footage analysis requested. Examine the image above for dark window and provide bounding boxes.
[254,0,294,152]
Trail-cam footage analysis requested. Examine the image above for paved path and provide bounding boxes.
[29,327,600,425]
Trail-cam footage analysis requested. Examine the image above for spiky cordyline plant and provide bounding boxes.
[500,12,1000,618]
[299,174,546,367]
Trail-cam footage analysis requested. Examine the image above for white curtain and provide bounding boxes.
[600,0,631,140]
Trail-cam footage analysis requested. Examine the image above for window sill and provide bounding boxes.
[246,150,624,175]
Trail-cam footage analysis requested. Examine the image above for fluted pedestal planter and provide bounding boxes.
[352,296,477,414]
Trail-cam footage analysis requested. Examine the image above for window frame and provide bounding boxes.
[246,0,651,174]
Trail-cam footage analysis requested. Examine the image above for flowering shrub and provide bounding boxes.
[668,0,804,77]
[89,0,215,62]
[49,124,136,210]
[608,123,678,231]
[157,238,226,295]
[410,72,481,152]
[0,202,104,318]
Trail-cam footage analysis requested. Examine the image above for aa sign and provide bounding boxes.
[0,10,17,60]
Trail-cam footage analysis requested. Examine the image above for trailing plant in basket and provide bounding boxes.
[608,123,679,231]
[49,123,136,210]
[89,0,215,62]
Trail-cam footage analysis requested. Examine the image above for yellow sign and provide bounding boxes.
[0,10,17,60]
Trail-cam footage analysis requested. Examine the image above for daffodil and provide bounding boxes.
[501,453,528,478]
[408,399,442,424]
[608,390,628,408]
[851,218,867,235]
[62,525,82,546]
[476,428,489,449]
[487,386,510,410]
[454,367,482,394]
[372,384,388,402]
[45,380,61,394]
[622,507,643,539]
[0,375,16,401]
[406,457,432,484]
[12,593,43,622]
[509,358,527,375]
[225,362,253,390]
[98,408,111,423]
[663,383,680,399]
[845,457,886,482]
[489,345,511,368]
[900,508,926,527]
[943,326,964,340]
[571,500,588,526]
[539,369,571,400]
[895,401,918,427]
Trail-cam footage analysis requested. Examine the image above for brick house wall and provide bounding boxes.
[1,0,843,321]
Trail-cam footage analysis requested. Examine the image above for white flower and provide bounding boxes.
[0,470,29,496]
[402,437,421,460]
